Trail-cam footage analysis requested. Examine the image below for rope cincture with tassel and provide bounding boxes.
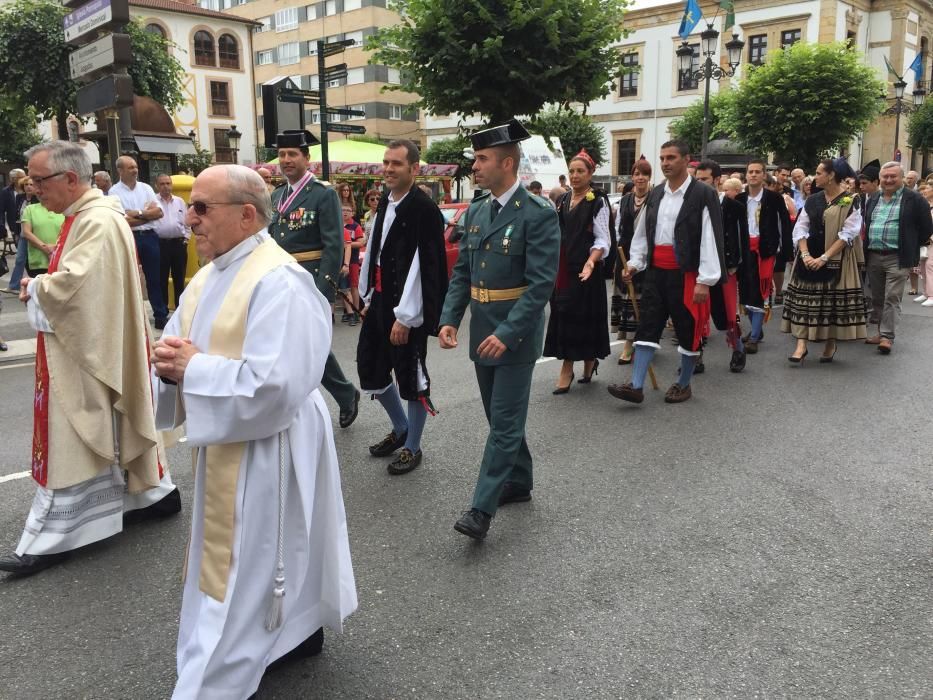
[265,430,289,632]
[616,245,660,391]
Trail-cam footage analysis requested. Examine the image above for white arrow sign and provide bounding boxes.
[70,33,115,79]
[63,0,112,43]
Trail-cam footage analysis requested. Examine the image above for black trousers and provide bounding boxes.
[634,267,700,352]
[356,291,429,400]
[159,237,188,309]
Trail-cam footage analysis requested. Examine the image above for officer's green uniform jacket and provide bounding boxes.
[439,185,560,364]
[269,176,343,302]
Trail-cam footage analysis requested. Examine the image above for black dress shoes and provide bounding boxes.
[369,430,407,457]
[387,448,422,475]
[498,482,532,506]
[338,389,361,429]
[729,350,746,373]
[124,487,182,525]
[0,551,70,575]
[454,509,491,540]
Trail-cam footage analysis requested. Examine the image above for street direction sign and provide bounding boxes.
[63,0,130,44]
[278,87,320,105]
[325,107,366,118]
[69,32,131,81]
[325,123,366,135]
[321,39,355,57]
[323,63,348,77]
[75,73,133,114]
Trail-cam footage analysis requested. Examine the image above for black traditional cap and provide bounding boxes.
[275,129,320,149]
[832,156,856,181]
[469,119,532,151]
[859,158,881,180]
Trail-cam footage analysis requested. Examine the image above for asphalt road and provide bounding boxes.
[0,294,931,699]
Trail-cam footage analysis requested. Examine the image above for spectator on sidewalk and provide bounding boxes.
[152,174,189,311]
[93,171,112,195]
[20,176,65,276]
[3,169,27,291]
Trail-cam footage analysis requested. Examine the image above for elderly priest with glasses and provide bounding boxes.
[152,164,357,699]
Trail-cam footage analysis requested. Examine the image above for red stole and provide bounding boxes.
[749,236,776,303]
[31,215,76,486]
[653,245,710,352]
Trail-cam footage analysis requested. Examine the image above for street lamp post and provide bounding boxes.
[226,125,242,164]
[883,79,926,163]
[676,24,744,159]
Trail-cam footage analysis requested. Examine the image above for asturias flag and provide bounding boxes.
[908,52,924,80]
[678,0,702,40]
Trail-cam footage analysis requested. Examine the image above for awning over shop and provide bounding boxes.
[135,135,196,155]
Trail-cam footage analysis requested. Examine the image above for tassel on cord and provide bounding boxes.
[265,430,289,632]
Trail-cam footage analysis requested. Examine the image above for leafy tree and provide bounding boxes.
[907,99,933,152]
[529,107,607,166]
[0,97,43,165]
[424,135,473,178]
[367,0,630,124]
[731,41,883,170]
[0,0,185,139]
[177,146,214,175]
[668,90,740,157]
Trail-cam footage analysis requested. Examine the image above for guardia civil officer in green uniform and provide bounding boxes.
[269,129,360,427]
[438,119,560,540]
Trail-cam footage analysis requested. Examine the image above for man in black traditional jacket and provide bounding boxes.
[735,159,791,353]
[696,159,751,372]
[607,140,725,405]
[357,140,447,474]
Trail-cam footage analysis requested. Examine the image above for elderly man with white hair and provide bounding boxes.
[151,164,357,699]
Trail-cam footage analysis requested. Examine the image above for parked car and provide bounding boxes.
[439,202,469,278]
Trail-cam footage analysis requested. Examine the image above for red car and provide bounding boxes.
[439,202,469,278]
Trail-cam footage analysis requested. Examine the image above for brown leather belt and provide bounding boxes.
[292,249,323,262]
[470,285,528,303]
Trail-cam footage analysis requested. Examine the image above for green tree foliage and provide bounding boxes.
[530,107,607,165]
[424,136,473,178]
[367,0,630,124]
[0,98,43,165]
[0,0,185,139]
[907,99,933,152]
[177,146,214,175]
[668,90,739,157]
[731,42,883,170]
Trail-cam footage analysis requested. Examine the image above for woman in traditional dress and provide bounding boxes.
[781,157,866,363]
[611,159,651,364]
[544,149,611,393]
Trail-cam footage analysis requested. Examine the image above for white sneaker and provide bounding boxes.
[922,298,933,307]
[913,295,928,302]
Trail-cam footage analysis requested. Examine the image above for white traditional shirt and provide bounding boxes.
[628,175,721,286]
[792,200,863,245]
[746,187,763,238]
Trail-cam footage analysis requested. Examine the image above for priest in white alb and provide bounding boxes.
[0,141,179,577]
[151,165,357,700]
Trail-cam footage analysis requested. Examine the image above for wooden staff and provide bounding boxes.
[616,246,659,391]
[323,274,365,316]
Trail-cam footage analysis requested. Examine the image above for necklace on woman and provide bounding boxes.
[570,187,591,208]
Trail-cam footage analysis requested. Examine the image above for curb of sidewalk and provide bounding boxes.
[0,338,36,364]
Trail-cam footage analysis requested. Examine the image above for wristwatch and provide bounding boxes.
[819,254,829,262]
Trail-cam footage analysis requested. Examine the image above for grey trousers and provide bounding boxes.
[866,252,909,339]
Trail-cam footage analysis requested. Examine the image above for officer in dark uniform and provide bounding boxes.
[268,129,360,427]
[438,119,560,540]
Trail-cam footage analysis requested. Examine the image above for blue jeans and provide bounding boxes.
[7,236,27,291]
[134,230,168,320]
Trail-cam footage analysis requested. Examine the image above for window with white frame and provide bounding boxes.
[278,41,299,66]
[325,0,336,15]
[389,104,402,120]
[344,30,363,47]
[349,104,365,120]
[387,68,401,84]
[309,74,320,89]
[257,50,273,65]
[274,7,298,32]
[311,112,321,124]
[346,67,364,85]
[307,4,318,20]
[255,16,271,33]
[344,0,362,10]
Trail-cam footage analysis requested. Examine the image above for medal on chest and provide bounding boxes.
[502,224,513,252]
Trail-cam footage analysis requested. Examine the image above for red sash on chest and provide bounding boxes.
[31,216,76,486]
[748,237,776,303]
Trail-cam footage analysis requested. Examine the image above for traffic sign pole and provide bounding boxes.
[317,40,330,181]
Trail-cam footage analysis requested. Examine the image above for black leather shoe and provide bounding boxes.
[454,509,491,540]
[607,382,644,403]
[693,358,705,374]
[369,430,407,457]
[498,482,532,506]
[123,487,182,525]
[0,551,70,575]
[338,389,361,429]
[154,318,168,330]
[729,350,746,373]
[266,627,324,674]
[387,448,422,475]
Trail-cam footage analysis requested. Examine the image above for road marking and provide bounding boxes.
[0,471,30,483]
[0,361,35,371]
[536,340,623,364]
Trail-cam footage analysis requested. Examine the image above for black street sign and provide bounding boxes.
[325,107,366,117]
[277,88,320,104]
[279,94,320,105]
[325,123,366,135]
[75,73,133,114]
[321,39,355,57]
[323,63,348,77]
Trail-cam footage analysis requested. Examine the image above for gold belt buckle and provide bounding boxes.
[478,287,490,303]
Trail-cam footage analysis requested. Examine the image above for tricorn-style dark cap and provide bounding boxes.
[469,119,532,151]
[276,129,320,148]
[859,158,881,180]
[832,156,856,181]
